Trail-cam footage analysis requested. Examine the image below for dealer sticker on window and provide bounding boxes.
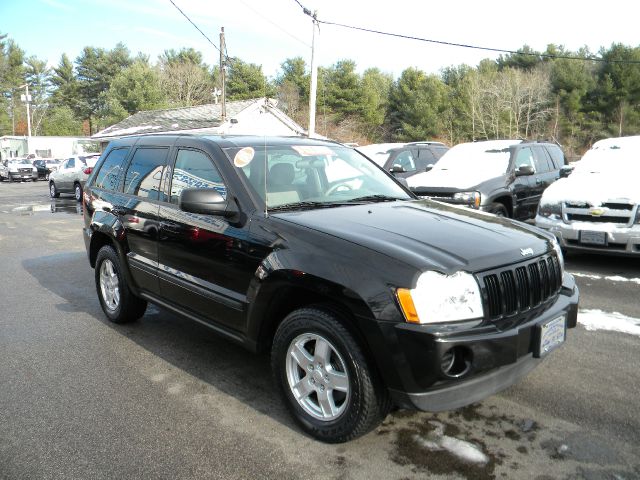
[537,315,566,357]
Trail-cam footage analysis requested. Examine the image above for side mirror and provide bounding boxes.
[389,164,405,174]
[179,188,236,217]
[515,165,535,176]
[559,165,574,178]
[425,164,434,172]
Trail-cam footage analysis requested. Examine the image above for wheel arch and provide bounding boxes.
[489,194,513,217]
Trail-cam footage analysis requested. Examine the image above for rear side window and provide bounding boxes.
[546,146,566,168]
[170,149,226,204]
[67,158,75,169]
[123,147,169,200]
[533,147,553,173]
[93,148,129,191]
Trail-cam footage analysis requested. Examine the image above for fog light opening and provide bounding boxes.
[441,346,472,378]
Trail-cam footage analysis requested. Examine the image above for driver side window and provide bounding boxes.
[514,148,535,171]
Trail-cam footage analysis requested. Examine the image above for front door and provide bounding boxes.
[157,145,258,332]
[512,147,537,220]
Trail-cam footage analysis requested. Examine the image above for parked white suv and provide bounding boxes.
[2,159,38,182]
[535,136,640,256]
[49,154,101,201]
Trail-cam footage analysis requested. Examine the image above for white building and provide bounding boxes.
[92,98,309,150]
[0,135,99,161]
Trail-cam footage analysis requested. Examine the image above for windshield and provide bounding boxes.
[10,159,32,165]
[223,144,411,210]
[573,143,640,175]
[433,140,519,177]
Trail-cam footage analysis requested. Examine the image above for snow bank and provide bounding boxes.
[579,309,640,336]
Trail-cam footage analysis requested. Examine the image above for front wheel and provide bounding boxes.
[488,202,508,217]
[74,183,82,202]
[49,181,60,198]
[95,245,147,323]
[271,307,390,443]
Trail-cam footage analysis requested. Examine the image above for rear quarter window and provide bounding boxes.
[546,146,566,168]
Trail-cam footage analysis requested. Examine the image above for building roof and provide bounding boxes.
[92,98,306,139]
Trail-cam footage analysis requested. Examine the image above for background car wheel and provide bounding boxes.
[74,183,82,202]
[489,202,508,217]
[95,245,147,324]
[271,307,390,443]
[49,182,60,198]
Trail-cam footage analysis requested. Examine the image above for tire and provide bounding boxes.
[488,202,508,217]
[95,245,147,324]
[49,181,60,198]
[271,307,390,443]
[74,183,82,202]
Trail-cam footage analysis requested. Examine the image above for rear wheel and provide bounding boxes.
[489,202,508,217]
[95,245,147,324]
[271,307,390,443]
[49,181,59,198]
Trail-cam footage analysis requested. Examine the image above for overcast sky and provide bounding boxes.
[2,0,638,78]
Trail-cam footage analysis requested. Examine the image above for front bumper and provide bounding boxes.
[385,273,579,411]
[8,171,38,180]
[536,214,640,256]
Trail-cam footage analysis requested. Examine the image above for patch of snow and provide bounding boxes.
[570,272,640,285]
[413,421,489,465]
[409,140,519,189]
[539,136,640,207]
[579,309,640,336]
[102,125,163,137]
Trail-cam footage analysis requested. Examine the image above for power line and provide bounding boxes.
[167,0,222,54]
[237,0,310,47]
[316,19,640,64]
[289,2,640,65]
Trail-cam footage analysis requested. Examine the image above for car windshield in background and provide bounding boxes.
[223,144,411,210]
[11,159,32,165]
[433,141,518,177]
[573,145,640,175]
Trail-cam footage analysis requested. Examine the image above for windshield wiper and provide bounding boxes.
[346,195,402,203]
[268,201,351,212]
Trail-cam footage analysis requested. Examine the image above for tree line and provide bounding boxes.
[1,32,639,156]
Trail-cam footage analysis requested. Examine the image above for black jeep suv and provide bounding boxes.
[408,139,566,219]
[82,135,578,443]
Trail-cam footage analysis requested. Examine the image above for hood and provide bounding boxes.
[274,200,553,273]
[408,168,501,190]
[541,171,640,206]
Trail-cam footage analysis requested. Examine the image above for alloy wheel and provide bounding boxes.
[99,259,120,312]
[285,333,350,421]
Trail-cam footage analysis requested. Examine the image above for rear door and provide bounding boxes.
[117,141,173,294]
[57,158,75,191]
[531,146,557,205]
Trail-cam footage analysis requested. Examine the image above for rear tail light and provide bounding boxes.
[83,167,93,175]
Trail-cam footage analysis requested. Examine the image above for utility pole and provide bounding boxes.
[19,84,32,137]
[307,11,319,137]
[219,27,227,123]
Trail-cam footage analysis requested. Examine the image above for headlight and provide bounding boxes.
[538,201,562,218]
[396,271,484,324]
[453,191,481,209]
[550,236,564,270]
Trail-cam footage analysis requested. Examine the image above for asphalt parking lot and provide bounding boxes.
[1,180,639,480]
